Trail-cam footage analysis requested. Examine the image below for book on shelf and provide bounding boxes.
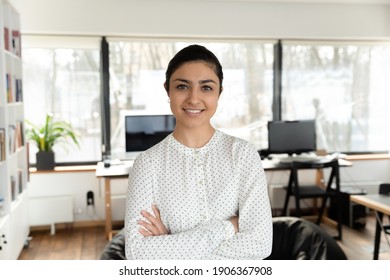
[6,73,13,102]
[0,128,5,161]
[7,122,24,154]
[11,30,21,57]
[10,2,21,57]
[3,27,10,51]
[10,175,16,201]
[15,78,23,102]
[17,168,23,194]
[15,121,24,148]
[8,124,15,153]
[5,75,22,103]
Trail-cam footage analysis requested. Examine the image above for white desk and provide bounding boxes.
[350,194,390,260]
[96,161,133,239]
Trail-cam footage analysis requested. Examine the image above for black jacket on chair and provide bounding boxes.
[100,217,347,260]
[265,217,347,260]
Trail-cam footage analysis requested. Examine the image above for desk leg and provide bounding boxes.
[373,211,383,260]
[105,177,112,240]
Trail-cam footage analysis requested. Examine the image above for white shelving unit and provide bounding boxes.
[0,0,29,260]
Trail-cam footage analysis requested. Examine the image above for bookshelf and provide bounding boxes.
[0,0,29,260]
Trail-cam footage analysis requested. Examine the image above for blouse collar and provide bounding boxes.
[168,129,221,156]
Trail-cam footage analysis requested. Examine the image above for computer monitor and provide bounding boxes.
[267,120,316,155]
[125,114,176,152]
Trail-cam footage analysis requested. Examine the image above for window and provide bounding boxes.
[22,37,390,165]
[108,39,275,157]
[22,36,101,164]
[282,41,390,153]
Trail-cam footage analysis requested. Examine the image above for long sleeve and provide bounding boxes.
[125,155,236,260]
[206,143,273,259]
[124,130,272,260]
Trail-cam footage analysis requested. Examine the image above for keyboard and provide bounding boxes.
[277,155,323,164]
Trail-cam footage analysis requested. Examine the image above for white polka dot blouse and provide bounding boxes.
[125,129,272,259]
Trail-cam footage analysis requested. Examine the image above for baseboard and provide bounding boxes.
[29,220,124,232]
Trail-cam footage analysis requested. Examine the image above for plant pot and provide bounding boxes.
[36,151,55,170]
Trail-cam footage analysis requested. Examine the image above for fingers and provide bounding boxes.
[151,205,169,234]
[138,218,158,235]
[137,205,169,237]
[152,204,161,220]
[138,227,152,237]
[141,209,159,225]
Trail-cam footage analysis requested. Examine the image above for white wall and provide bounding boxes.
[27,171,128,224]
[9,0,390,39]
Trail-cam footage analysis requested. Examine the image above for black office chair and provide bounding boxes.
[282,158,343,240]
[379,183,390,235]
[100,217,348,260]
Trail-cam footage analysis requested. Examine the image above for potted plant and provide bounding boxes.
[25,113,80,170]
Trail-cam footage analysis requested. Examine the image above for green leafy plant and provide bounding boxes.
[25,113,79,152]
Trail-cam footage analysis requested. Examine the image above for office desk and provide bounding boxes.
[96,157,351,240]
[96,161,133,239]
[350,194,390,260]
[262,158,352,189]
[261,158,352,170]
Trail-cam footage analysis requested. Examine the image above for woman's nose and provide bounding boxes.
[187,88,201,104]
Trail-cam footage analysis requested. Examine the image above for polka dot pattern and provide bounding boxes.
[125,130,272,259]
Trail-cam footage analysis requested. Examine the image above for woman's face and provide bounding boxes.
[167,61,221,132]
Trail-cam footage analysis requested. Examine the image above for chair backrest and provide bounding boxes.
[379,183,390,195]
[290,158,340,190]
[265,217,347,260]
[291,158,339,170]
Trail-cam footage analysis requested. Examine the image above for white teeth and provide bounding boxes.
[185,109,202,113]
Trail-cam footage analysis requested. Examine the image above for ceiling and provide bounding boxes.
[196,0,390,4]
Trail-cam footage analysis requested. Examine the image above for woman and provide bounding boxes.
[125,44,272,259]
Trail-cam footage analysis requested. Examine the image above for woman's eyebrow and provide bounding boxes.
[199,79,217,84]
[172,78,217,84]
[172,78,190,83]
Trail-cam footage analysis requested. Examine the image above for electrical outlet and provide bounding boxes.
[87,191,94,206]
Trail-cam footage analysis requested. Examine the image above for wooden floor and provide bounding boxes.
[18,225,108,260]
[18,213,390,260]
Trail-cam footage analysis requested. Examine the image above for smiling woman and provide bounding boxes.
[124,45,273,260]
[167,60,221,147]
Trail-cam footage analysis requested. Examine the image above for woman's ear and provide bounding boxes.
[219,86,223,95]
[164,82,169,93]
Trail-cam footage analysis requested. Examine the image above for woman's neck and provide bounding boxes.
[172,125,215,148]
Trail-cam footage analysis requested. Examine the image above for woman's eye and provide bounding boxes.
[202,85,213,91]
[176,84,188,90]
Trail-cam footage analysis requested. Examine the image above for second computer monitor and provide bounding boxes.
[125,114,176,152]
[267,120,316,155]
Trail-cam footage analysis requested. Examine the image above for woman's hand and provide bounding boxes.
[230,216,239,233]
[138,204,170,237]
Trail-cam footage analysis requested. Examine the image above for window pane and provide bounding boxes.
[282,42,390,153]
[108,40,274,157]
[22,38,101,163]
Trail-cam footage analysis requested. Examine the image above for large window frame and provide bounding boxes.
[105,38,276,158]
[21,36,390,165]
[22,35,102,165]
[280,40,390,154]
